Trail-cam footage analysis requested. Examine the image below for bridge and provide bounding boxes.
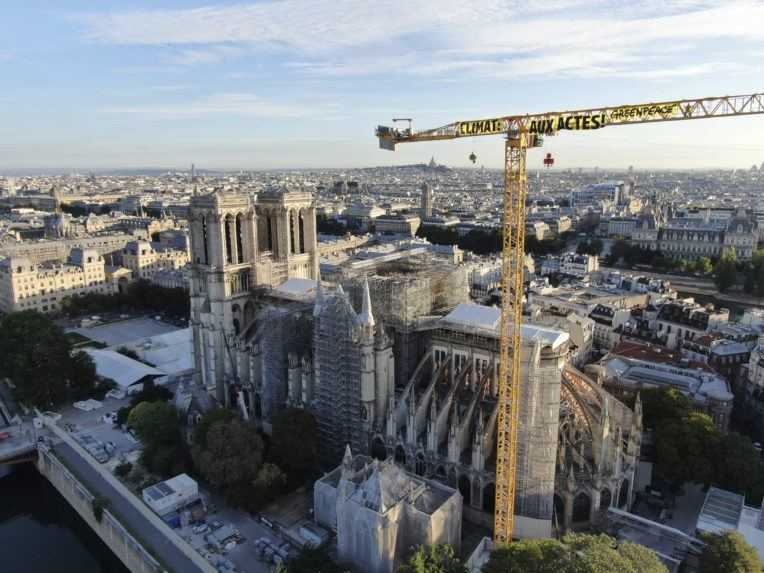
[1,417,215,573]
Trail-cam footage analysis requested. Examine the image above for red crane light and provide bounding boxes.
[543,153,554,168]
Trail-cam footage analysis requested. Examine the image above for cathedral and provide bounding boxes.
[188,187,639,537]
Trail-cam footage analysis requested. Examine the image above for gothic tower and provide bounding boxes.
[188,187,319,406]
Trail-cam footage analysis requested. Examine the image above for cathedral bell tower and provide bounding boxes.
[188,187,319,407]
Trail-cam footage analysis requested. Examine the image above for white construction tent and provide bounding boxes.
[108,327,194,379]
[84,348,165,392]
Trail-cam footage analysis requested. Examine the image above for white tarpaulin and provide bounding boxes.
[84,348,164,389]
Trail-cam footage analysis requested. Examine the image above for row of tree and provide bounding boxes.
[60,203,115,217]
[317,214,360,236]
[272,531,761,573]
[188,406,318,511]
[416,225,572,257]
[0,311,101,408]
[60,279,189,319]
[122,397,320,512]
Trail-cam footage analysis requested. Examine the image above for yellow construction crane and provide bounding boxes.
[376,92,764,544]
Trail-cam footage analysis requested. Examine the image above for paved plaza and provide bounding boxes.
[69,317,181,347]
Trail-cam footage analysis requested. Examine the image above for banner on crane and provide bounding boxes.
[457,118,506,136]
[527,102,680,134]
[607,102,680,123]
[528,114,606,135]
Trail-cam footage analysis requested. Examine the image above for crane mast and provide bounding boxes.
[375,91,764,544]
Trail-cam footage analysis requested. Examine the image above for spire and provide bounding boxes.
[343,444,353,469]
[359,275,375,328]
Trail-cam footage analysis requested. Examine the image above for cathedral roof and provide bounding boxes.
[441,303,569,350]
[347,459,422,513]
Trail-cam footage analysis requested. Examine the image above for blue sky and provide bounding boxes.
[1,0,763,170]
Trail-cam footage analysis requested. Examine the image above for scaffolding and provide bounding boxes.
[341,253,469,386]
[251,302,312,430]
[312,292,365,464]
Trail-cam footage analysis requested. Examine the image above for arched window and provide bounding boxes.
[618,479,630,509]
[224,215,234,264]
[235,214,244,263]
[394,445,406,466]
[600,488,612,511]
[232,304,242,336]
[415,453,426,476]
[572,493,591,523]
[371,438,387,461]
[483,483,496,513]
[201,217,209,264]
[290,211,297,254]
[553,495,565,526]
[458,475,472,505]
[244,301,256,326]
[267,216,274,253]
[299,211,306,254]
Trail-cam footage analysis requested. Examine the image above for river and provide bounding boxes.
[0,463,129,573]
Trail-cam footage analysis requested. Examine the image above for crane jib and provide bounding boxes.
[456,102,682,138]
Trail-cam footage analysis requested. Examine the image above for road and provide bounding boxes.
[53,441,207,573]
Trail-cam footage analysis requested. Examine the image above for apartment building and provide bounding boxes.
[0,248,112,314]
[121,240,189,281]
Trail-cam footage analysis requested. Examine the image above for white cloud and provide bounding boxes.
[78,0,479,51]
[76,0,764,80]
[164,46,246,66]
[98,92,339,120]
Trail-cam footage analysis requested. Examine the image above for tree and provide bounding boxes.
[128,401,181,444]
[639,388,693,430]
[615,542,668,573]
[483,538,570,573]
[193,408,237,447]
[700,531,763,573]
[0,310,97,408]
[695,257,713,275]
[565,533,666,573]
[656,412,719,486]
[714,433,761,494]
[252,463,287,506]
[67,351,99,400]
[397,544,467,573]
[270,408,318,482]
[128,400,188,477]
[715,251,738,292]
[192,417,264,498]
[484,534,667,573]
[275,545,347,573]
